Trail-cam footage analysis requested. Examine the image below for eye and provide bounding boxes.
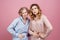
[23,12,27,14]
[34,8,37,9]
[32,9,33,10]
[35,8,36,9]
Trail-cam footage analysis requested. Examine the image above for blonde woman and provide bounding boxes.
[7,7,30,40]
[28,4,53,40]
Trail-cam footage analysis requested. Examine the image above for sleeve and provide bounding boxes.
[43,15,53,37]
[7,18,19,37]
[28,22,34,36]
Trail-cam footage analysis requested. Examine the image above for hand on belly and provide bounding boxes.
[32,32,39,38]
[39,32,46,39]
[18,34,25,39]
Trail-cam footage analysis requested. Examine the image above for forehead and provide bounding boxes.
[22,9,27,13]
[32,6,37,9]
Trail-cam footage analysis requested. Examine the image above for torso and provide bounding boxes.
[30,15,45,33]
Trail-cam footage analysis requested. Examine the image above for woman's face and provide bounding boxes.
[31,6,39,15]
[22,9,28,19]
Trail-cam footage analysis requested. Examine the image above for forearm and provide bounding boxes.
[29,30,34,36]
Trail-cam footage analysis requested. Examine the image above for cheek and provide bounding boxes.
[22,13,26,16]
[32,10,34,13]
[26,13,28,15]
[36,9,39,13]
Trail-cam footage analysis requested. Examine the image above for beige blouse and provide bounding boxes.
[29,14,53,38]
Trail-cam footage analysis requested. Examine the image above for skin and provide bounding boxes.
[31,6,39,15]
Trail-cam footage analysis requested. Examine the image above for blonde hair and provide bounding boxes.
[18,7,29,16]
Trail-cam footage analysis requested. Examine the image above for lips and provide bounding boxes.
[34,12,36,13]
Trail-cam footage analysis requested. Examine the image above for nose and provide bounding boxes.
[24,13,27,16]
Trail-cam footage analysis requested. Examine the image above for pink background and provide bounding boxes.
[0,0,60,40]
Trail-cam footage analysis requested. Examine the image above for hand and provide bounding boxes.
[18,34,25,39]
[32,32,39,38]
[39,32,46,39]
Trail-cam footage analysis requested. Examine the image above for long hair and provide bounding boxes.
[30,4,42,20]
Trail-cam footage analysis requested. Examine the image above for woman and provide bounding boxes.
[7,7,30,40]
[28,4,53,40]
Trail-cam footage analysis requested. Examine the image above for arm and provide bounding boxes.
[28,22,39,37]
[7,18,19,37]
[43,15,53,36]
[39,15,53,38]
[28,22,34,35]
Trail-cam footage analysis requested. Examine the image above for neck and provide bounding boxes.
[22,17,27,24]
[23,17,27,21]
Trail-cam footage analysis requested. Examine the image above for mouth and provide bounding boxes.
[34,12,36,13]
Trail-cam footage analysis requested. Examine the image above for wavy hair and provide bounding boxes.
[30,4,42,20]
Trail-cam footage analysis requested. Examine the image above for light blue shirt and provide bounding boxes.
[7,16,30,40]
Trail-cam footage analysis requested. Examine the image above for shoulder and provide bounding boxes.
[14,17,19,21]
[12,17,20,23]
[41,14,47,19]
[41,14,47,18]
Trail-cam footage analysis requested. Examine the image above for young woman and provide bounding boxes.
[7,7,30,40]
[28,4,53,40]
